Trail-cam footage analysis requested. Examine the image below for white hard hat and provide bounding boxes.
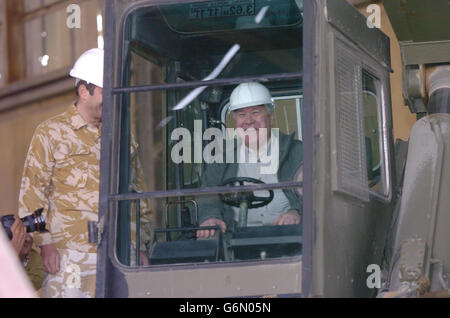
[70,48,104,88]
[229,82,274,113]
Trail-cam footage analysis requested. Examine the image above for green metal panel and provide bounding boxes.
[401,41,450,66]
[383,0,450,43]
[326,0,391,70]
[387,114,450,293]
[383,0,450,65]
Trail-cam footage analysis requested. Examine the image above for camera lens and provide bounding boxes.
[21,208,46,233]
[1,208,46,240]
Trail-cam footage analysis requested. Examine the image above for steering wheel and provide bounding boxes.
[219,177,274,209]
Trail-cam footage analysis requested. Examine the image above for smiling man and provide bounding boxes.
[196,82,303,238]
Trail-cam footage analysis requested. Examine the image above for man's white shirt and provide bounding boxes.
[233,134,291,226]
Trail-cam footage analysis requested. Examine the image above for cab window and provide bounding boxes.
[115,0,304,267]
[362,69,389,197]
[362,71,382,189]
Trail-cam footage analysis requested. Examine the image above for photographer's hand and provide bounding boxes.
[10,217,27,255]
[41,244,60,274]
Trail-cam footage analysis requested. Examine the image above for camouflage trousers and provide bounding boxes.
[40,248,97,298]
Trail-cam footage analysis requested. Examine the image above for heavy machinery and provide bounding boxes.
[93,0,450,297]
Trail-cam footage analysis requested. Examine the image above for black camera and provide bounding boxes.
[1,208,47,240]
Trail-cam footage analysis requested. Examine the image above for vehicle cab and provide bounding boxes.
[96,0,395,297]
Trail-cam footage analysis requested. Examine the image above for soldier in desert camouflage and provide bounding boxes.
[18,48,152,297]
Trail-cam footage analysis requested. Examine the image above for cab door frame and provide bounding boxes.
[301,0,314,298]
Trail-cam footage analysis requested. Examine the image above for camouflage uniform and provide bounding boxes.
[18,103,151,298]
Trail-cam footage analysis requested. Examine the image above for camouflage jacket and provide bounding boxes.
[18,104,151,254]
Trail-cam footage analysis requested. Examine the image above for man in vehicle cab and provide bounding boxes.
[196,82,303,239]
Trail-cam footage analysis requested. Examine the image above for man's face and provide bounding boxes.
[85,86,103,124]
[233,105,273,147]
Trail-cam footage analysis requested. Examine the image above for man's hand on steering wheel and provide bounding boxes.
[196,218,226,239]
[273,209,301,226]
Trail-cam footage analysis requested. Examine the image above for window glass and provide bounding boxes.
[123,1,303,86]
[44,0,62,6]
[362,71,384,192]
[43,9,72,73]
[116,0,304,267]
[24,8,72,76]
[73,0,105,56]
[23,0,105,78]
[24,17,45,77]
[24,0,43,12]
[160,0,302,33]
